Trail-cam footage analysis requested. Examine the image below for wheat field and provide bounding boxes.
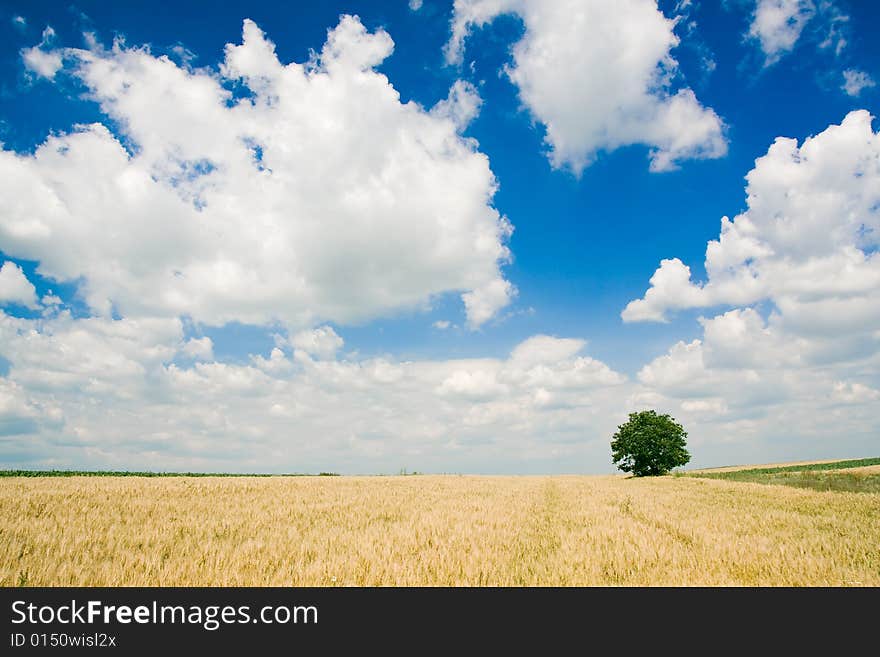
[2,474,878,586]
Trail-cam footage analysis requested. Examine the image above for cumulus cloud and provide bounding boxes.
[462,278,516,329]
[181,336,214,361]
[431,79,482,131]
[41,293,61,307]
[0,312,185,394]
[842,69,875,97]
[437,367,509,399]
[621,258,710,323]
[251,347,293,374]
[623,112,880,461]
[409,0,424,10]
[445,0,727,173]
[637,305,879,454]
[624,110,880,330]
[0,378,47,437]
[1,16,513,330]
[290,326,344,360]
[509,335,584,367]
[0,261,39,309]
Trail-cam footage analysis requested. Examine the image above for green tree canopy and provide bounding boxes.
[611,410,690,477]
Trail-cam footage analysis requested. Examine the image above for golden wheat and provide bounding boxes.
[1,474,877,586]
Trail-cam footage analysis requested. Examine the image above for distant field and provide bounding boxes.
[2,469,878,586]
[689,458,863,474]
[684,457,880,494]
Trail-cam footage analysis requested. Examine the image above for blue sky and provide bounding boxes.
[0,0,878,473]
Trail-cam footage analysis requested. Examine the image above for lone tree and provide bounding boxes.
[611,410,690,477]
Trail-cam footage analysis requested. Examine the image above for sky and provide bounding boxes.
[0,0,878,474]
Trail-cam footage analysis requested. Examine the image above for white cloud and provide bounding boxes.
[181,336,214,360]
[431,79,482,131]
[698,309,801,370]
[462,277,516,329]
[21,47,62,79]
[445,0,726,174]
[842,69,875,97]
[1,16,513,330]
[747,0,850,65]
[0,378,46,436]
[0,261,39,309]
[12,15,27,30]
[748,0,816,65]
[637,304,879,453]
[437,367,508,399]
[409,0,424,11]
[832,381,880,404]
[509,335,584,367]
[251,347,293,374]
[0,312,186,403]
[680,398,728,415]
[41,293,61,307]
[21,25,62,80]
[621,258,709,323]
[624,111,880,334]
[432,320,451,330]
[290,325,344,360]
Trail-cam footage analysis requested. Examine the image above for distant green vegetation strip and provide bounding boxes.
[684,457,880,494]
[697,457,880,476]
[693,471,880,494]
[0,470,340,478]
